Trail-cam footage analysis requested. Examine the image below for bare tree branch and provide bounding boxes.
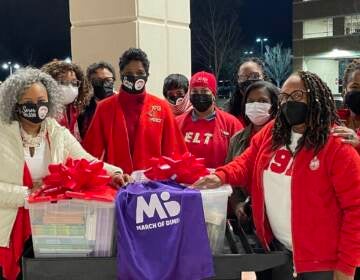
[192,0,241,80]
[264,44,292,87]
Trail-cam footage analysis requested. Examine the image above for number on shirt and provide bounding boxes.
[270,149,293,174]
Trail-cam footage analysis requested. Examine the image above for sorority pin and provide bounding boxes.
[309,156,320,171]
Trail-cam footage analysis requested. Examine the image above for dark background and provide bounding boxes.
[0,0,292,81]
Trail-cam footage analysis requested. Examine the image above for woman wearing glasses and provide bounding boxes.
[195,71,360,280]
[41,60,92,140]
[77,61,117,139]
[226,57,266,126]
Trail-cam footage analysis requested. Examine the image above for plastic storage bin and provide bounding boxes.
[200,185,232,254]
[27,199,115,258]
[131,170,232,254]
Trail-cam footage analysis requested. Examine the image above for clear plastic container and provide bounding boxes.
[131,170,232,254]
[27,199,115,258]
[200,185,232,254]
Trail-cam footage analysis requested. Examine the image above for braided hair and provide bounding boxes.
[343,59,360,93]
[272,71,340,154]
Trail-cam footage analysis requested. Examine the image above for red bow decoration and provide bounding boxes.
[28,158,116,203]
[144,152,210,185]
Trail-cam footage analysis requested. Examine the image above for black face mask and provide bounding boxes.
[17,101,49,124]
[238,79,259,93]
[168,96,180,105]
[190,94,213,112]
[92,80,114,100]
[121,75,148,94]
[281,101,308,126]
[345,90,360,115]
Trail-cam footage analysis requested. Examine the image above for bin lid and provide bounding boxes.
[200,185,233,196]
[27,186,117,203]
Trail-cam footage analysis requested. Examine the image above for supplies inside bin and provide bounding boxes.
[27,199,115,258]
[26,158,117,258]
[200,185,232,254]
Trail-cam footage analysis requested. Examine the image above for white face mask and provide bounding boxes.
[245,102,272,126]
[60,85,79,105]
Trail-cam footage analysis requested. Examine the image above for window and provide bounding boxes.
[345,15,360,35]
[303,18,333,39]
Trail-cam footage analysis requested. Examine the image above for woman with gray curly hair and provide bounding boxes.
[0,68,131,280]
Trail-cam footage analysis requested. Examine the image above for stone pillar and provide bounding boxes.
[69,0,191,97]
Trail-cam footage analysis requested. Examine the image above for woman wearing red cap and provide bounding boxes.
[176,71,243,168]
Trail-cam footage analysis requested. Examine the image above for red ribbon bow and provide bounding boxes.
[28,158,116,203]
[144,152,210,185]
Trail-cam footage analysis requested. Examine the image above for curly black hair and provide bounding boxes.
[343,59,360,94]
[242,80,279,126]
[41,60,92,113]
[119,48,150,75]
[86,61,116,81]
[228,57,267,117]
[163,74,189,97]
[272,71,340,154]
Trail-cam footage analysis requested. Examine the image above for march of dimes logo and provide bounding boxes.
[135,191,181,231]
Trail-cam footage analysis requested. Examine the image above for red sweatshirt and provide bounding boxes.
[82,91,188,174]
[215,121,360,276]
[117,90,146,155]
[176,108,243,168]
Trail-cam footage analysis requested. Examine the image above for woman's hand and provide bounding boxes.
[192,174,223,189]
[333,270,353,280]
[111,172,133,188]
[333,126,360,148]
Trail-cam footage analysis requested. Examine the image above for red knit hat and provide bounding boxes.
[190,71,217,95]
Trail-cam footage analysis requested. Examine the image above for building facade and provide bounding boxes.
[293,0,360,94]
[69,0,191,98]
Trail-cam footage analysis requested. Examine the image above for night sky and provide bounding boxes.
[0,0,292,81]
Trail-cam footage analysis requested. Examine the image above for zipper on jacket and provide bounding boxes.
[292,265,298,279]
[290,155,298,278]
[260,169,271,251]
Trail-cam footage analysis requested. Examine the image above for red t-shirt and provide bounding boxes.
[177,109,243,168]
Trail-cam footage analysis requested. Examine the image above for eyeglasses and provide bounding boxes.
[237,72,261,83]
[122,72,147,77]
[279,89,309,103]
[59,80,81,88]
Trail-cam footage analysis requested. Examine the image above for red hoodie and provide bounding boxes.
[215,121,360,276]
[176,108,243,168]
[82,91,188,174]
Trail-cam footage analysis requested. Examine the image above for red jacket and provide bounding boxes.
[82,92,188,174]
[57,104,81,140]
[0,165,32,280]
[176,108,243,168]
[215,121,360,276]
[338,108,360,153]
